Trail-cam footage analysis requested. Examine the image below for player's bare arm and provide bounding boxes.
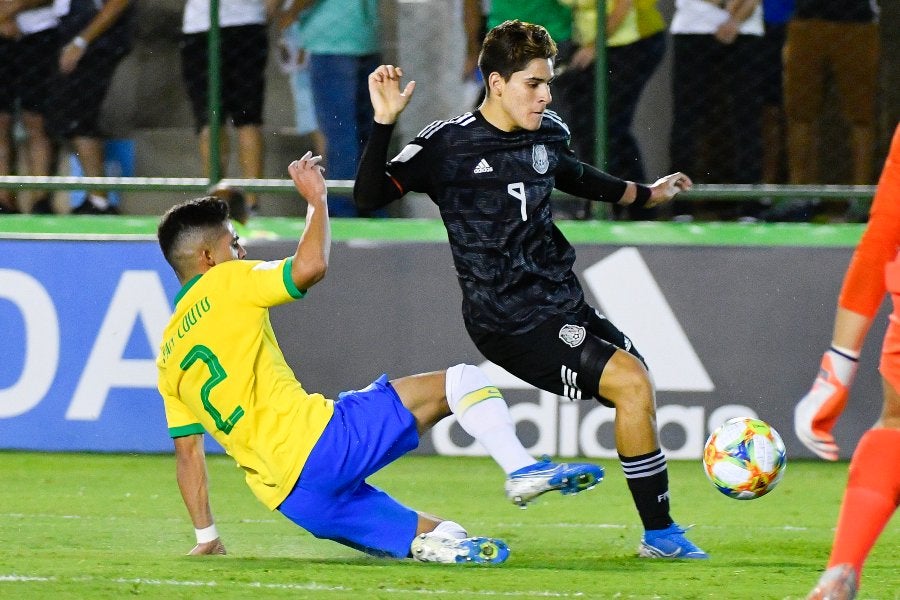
[288,152,330,291]
[369,64,416,125]
[174,434,226,556]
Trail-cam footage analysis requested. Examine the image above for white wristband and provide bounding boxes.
[195,524,219,544]
[72,36,88,49]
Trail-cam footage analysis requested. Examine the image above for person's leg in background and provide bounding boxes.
[669,34,713,220]
[224,24,268,214]
[308,53,367,217]
[62,48,127,214]
[0,35,18,213]
[833,21,880,187]
[607,33,665,220]
[18,28,59,214]
[0,112,16,213]
[784,19,825,186]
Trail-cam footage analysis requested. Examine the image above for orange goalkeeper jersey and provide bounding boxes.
[838,124,900,317]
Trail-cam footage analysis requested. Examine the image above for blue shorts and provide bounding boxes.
[277,374,420,558]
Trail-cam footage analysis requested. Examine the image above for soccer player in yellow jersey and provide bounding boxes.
[156,152,602,564]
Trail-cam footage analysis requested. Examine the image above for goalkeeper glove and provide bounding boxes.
[794,347,858,461]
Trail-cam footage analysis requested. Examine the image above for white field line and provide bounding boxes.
[0,513,278,524]
[0,514,813,532]
[0,574,585,597]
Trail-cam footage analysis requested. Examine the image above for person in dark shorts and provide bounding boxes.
[54,0,134,214]
[0,4,58,214]
[180,0,269,213]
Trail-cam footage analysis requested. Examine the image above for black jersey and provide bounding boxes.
[355,110,629,336]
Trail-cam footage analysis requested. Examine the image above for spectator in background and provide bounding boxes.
[462,0,588,219]
[668,0,765,221]
[781,0,880,221]
[760,0,794,185]
[556,0,667,221]
[279,0,380,217]
[276,19,324,158]
[180,0,274,216]
[0,2,59,214]
[53,0,133,215]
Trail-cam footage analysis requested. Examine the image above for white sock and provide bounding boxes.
[88,194,109,209]
[445,364,535,474]
[432,520,467,540]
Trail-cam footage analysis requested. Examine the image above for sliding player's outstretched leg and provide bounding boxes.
[442,364,604,507]
[411,532,510,564]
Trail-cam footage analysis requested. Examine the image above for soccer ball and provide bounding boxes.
[702,417,787,500]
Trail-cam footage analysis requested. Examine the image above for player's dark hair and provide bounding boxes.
[478,20,557,87]
[157,196,230,272]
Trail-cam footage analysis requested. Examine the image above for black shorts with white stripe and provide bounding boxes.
[469,305,646,402]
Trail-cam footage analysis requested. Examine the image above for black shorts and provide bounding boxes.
[180,24,268,131]
[0,28,60,116]
[470,306,646,403]
[53,47,126,138]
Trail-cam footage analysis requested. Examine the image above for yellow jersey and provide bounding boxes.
[157,258,334,509]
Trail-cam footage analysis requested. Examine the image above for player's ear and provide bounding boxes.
[487,72,503,97]
[201,247,216,268]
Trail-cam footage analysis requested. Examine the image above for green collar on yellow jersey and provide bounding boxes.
[174,274,202,306]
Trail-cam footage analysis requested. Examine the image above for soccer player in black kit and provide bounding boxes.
[354,20,707,559]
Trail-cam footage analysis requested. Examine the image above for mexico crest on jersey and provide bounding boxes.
[558,324,586,348]
[532,144,549,174]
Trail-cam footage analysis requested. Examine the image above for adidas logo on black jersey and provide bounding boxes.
[473,158,493,174]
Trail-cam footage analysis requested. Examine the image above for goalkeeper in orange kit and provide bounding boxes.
[798,123,900,600]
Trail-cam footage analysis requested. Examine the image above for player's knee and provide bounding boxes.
[392,372,451,428]
[599,352,653,410]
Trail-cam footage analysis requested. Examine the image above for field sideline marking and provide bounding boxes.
[0,573,585,597]
[0,513,820,532]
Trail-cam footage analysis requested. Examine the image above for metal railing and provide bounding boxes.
[0,176,876,202]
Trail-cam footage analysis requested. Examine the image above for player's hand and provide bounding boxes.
[794,350,858,461]
[187,538,226,556]
[646,172,692,208]
[368,64,416,125]
[289,151,327,207]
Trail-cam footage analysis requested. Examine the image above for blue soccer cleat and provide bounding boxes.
[505,456,604,508]
[638,523,709,559]
[411,532,510,564]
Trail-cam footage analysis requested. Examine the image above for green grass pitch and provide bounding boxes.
[1,452,897,599]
